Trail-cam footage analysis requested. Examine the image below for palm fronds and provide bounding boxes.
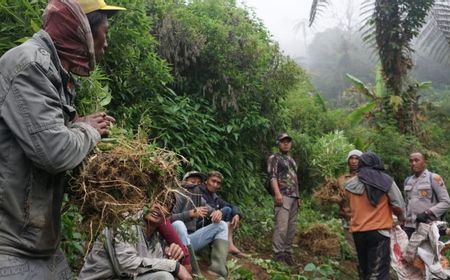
[417,1,450,65]
[309,0,330,26]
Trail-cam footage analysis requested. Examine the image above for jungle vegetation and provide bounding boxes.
[2,0,450,278]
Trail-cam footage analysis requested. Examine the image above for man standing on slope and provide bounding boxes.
[338,149,362,249]
[0,0,124,278]
[267,133,300,266]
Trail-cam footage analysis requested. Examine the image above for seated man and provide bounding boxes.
[79,199,192,280]
[171,171,229,278]
[200,171,243,256]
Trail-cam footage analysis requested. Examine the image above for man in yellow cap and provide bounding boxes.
[0,0,124,279]
[78,0,126,14]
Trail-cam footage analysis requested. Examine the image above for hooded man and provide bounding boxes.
[345,152,405,279]
[0,0,124,278]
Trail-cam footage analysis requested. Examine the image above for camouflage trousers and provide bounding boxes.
[0,249,71,280]
[272,195,299,254]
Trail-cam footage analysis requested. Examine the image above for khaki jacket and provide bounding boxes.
[0,30,99,257]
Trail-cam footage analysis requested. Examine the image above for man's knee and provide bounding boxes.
[171,221,190,245]
[172,221,187,234]
[213,221,228,240]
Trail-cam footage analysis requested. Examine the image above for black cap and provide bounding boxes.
[277,133,292,142]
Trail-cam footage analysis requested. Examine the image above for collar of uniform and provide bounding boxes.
[414,169,429,179]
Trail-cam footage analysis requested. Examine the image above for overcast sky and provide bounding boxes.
[239,0,364,58]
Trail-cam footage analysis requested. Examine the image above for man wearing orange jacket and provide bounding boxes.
[345,152,405,279]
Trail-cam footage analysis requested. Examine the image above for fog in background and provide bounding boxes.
[240,0,365,59]
[240,0,450,105]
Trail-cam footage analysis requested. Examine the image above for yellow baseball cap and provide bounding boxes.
[78,0,126,14]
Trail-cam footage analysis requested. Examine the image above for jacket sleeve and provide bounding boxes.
[429,173,450,218]
[157,220,190,266]
[113,236,178,275]
[387,181,405,220]
[171,193,192,223]
[1,62,100,174]
[267,155,278,180]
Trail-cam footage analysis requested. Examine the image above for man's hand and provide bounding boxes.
[177,264,193,280]
[74,112,115,136]
[211,210,222,223]
[415,210,435,224]
[274,193,283,207]
[165,243,184,261]
[189,206,208,218]
[231,215,240,229]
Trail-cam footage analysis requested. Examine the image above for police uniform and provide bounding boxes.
[404,169,450,230]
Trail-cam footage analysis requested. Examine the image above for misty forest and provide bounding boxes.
[2,0,450,279]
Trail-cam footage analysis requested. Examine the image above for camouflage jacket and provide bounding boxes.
[267,152,299,197]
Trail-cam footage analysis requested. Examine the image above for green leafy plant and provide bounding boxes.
[310,130,355,180]
[303,262,336,280]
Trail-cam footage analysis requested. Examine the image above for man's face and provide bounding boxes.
[144,203,170,226]
[185,176,202,186]
[278,138,292,153]
[410,153,426,175]
[93,17,109,59]
[348,155,359,172]
[206,175,222,193]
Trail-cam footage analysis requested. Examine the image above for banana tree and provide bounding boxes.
[346,66,432,130]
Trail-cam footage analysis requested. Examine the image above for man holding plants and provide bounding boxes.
[403,152,450,238]
[267,133,299,266]
[0,0,124,278]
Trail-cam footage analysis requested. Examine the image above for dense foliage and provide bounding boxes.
[2,0,450,278]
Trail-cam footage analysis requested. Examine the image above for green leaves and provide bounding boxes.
[310,130,355,180]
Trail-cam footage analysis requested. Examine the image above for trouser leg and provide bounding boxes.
[190,221,228,251]
[135,271,175,280]
[272,195,291,254]
[284,197,298,254]
[171,221,191,246]
[366,231,390,280]
[353,232,369,278]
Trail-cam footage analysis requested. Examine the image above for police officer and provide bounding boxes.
[403,152,450,238]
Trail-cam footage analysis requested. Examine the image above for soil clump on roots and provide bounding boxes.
[312,178,345,205]
[70,140,183,238]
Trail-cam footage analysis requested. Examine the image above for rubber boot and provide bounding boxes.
[187,244,202,277]
[208,239,228,278]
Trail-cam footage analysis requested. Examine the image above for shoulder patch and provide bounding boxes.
[433,174,445,187]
